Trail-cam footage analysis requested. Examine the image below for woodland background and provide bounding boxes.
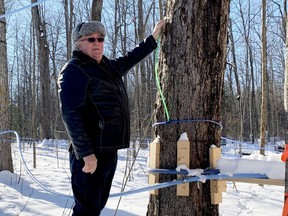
[0,1,286,215]
[0,0,286,144]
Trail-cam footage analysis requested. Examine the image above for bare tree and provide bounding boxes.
[0,0,13,172]
[260,0,267,155]
[137,0,146,139]
[147,0,230,215]
[31,0,52,138]
[228,18,244,141]
[236,0,258,143]
[63,0,74,60]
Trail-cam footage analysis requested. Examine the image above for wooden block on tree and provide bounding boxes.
[177,140,190,196]
[210,186,224,204]
[148,137,160,195]
[210,180,227,193]
[209,147,221,167]
[209,146,226,204]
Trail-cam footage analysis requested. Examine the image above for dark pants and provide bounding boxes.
[70,150,118,216]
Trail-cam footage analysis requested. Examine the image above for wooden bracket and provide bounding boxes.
[148,137,160,195]
[177,139,190,196]
[209,147,227,204]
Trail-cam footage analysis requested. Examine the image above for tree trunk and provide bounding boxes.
[228,18,243,142]
[249,40,257,143]
[91,0,103,21]
[159,0,164,20]
[147,0,230,215]
[283,0,288,212]
[63,0,73,60]
[138,0,147,139]
[260,0,267,155]
[0,0,13,172]
[31,0,51,139]
[31,24,37,139]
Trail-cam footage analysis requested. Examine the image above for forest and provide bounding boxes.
[1,1,286,215]
[0,0,286,145]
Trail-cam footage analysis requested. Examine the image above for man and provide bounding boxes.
[58,20,165,216]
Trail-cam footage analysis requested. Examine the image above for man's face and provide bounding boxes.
[77,32,104,63]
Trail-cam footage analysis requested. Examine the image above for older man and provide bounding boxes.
[58,20,165,216]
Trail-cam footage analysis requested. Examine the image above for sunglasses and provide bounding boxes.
[80,37,105,43]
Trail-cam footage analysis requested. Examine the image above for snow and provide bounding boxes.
[178,132,188,141]
[176,164,203,176]
[0,137,285,215]
[217,157,284,179]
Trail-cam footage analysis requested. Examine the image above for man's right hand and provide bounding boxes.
[82,154,97,174]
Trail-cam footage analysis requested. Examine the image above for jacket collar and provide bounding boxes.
[72,50,106,65]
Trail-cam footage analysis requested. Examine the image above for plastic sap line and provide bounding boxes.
[0,0,49,20]
[109,173,268,198]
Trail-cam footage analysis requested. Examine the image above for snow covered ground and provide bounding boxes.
[0,136,285,216]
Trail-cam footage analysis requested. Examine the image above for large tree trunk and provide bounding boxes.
[147,0,230,215]
[0,0,13,172]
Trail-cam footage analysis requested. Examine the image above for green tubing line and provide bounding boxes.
[154,39,170,121]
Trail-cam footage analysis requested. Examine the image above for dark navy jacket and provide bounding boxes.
[58,35,157,159]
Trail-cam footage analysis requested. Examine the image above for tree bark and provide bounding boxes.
[31,0,51,139]
[260,0,267,155]
[283,0,288,212]
[91,0,103,21]
[147,0,230,215]
[0,0,13,172]
[138,0,147,139]
[63,0,73,60]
